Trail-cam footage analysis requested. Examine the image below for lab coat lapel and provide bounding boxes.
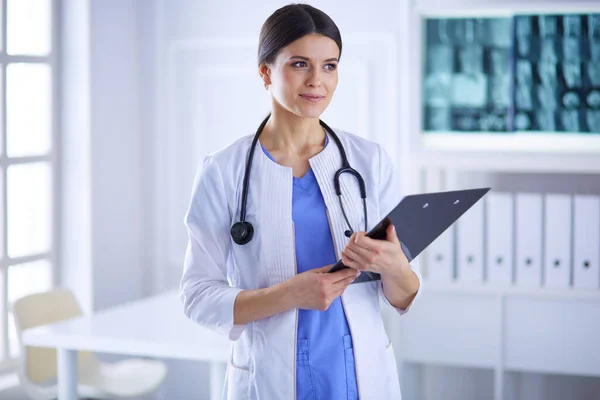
[256,142,296,287]
[310,132,363,259]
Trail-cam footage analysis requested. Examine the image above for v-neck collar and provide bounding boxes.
[257,133,331,181]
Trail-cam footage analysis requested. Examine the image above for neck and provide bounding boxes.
[260,105,326,152]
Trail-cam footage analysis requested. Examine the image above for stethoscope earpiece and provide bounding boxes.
[231,221,254,245]
[344,230,353,238]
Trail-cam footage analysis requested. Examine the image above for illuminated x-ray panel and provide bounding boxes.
[513,14,600,133]
[423,13,600,135]
[423,17,512,132]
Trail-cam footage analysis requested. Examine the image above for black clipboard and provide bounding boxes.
[328,187,491,283]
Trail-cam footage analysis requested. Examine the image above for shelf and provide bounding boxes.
[408,150,600,174]
[401,357,497,371]
[422,281,600,300]
[421,132,600,155]
[397,287,600,378]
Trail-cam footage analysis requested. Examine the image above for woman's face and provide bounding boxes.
[261,33,340,119]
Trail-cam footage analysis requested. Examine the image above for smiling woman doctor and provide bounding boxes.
[180,3,421,399]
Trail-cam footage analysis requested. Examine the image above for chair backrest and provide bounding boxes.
[13,289,95,384]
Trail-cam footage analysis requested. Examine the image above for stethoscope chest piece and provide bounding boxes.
[231,221,254,245]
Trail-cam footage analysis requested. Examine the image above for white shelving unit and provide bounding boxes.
[396,283,600,400]
[393,1,600,399]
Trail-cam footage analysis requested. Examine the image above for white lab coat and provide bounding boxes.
[180,128,422,399]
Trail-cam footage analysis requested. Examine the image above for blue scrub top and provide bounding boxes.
[261,137,358,400]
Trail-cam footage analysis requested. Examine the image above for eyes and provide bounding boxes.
[291,61,337,71]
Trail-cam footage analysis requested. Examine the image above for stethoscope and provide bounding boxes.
[230,113,368,245]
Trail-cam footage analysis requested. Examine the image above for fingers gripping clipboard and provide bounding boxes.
[328,187,491,284]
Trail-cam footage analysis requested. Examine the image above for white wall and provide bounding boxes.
[59,2,212,398]
[60,0,146,313]
[60,0,93,314]
[87,0,145,311]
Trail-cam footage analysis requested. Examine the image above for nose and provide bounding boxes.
[306,69,322,88]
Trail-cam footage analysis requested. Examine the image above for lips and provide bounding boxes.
[299,94,325,102]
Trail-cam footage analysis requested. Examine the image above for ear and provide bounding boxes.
[258,63,271,85]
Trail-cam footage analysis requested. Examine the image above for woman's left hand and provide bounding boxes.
[341,224,410,276]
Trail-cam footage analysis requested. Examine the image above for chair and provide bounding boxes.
[12,289,167,400]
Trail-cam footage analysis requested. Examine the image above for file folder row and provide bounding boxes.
[425,192,600,289]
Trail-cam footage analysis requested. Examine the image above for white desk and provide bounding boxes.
[22,290,231,400]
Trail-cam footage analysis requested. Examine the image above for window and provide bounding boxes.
[0,0,56,369]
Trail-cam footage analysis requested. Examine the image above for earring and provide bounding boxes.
[264,82,269,90]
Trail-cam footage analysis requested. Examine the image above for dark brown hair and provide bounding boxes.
[258,3,342,66]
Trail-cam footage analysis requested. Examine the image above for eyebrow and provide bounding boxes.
[289,55,339,62]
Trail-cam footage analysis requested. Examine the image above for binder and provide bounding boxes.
[573,195,600,290]
[544,194,572,289]
[426,226,454,283]
[515,193,542,287]
[456,199,484,284]
[486,192,513,286]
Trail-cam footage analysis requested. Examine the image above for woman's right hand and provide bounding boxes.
[285,266,360,311]
[233,265,360,325]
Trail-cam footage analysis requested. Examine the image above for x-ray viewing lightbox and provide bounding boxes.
[420,11,600,153]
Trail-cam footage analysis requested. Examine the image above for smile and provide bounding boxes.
[299,94,325,102]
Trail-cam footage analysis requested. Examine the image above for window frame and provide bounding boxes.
[0,0,59,371]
